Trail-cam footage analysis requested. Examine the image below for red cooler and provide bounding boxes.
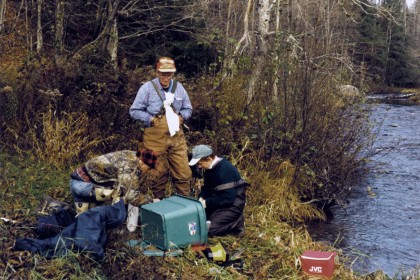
[299,250,336,278]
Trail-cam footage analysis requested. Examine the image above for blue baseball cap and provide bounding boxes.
[189,145,213,166]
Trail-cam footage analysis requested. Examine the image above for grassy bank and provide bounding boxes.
[2,151,419,279]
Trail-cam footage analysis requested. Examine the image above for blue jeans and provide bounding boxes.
[69,179,95,202]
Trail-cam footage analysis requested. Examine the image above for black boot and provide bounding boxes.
[230,214,245,237]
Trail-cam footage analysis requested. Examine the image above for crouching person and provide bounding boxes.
[70,149,158,214]
[189,145,248,237]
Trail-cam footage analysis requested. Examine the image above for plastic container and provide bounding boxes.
[140,195,207,250]
[203,243,228,262]
[299,250,336,279]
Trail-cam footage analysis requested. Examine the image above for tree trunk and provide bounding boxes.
[0,0,6,33]
[36,0,43,53]
[54,0,64,57]
[272,0,281,102]
[25,0,32,51]
[223,0,233,69]
[100,0,119,67]
[246,0,273,104]
[73,0,120,66]
[212,0,252,92]
[107,14,118,65]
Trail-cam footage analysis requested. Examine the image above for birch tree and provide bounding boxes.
[245,0,274,104]
[99,0,119,64]
[36,0,43,53]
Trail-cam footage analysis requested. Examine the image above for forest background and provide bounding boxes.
[0,0,419,279]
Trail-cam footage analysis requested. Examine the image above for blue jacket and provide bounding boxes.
[129,78,192,127]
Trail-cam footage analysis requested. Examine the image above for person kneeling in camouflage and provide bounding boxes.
[70,150,158,214]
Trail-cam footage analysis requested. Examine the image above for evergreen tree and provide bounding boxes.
[382,0,416,86]
[354,0,417,87]
[354,1,388,84]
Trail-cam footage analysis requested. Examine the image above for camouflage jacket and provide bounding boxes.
[83,150,153,205]
[84,150,140,188]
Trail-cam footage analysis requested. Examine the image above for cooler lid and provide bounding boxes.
[300,250,336,260]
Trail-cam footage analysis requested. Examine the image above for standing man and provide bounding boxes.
[129,57,192,200]
[189,145,248,237]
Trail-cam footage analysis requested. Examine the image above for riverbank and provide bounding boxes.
[368,87,420,103]
[404,88,420,102]
[2,151,414,279]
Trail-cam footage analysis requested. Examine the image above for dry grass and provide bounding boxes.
[400,88,420,94]
[246,160,326,223]
[1,150,418,279]
[396,88,420,102]
[5,109,111,169]
[229,140,326,223]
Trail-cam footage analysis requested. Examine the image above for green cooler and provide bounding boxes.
[140,195,208,250]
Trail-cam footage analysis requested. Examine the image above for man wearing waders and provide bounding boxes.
[129,57,192,200]
[189,145,248,237]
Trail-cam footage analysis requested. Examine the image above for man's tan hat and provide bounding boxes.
[157,57,176,73]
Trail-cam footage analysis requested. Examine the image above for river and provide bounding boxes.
[307,98,420,277]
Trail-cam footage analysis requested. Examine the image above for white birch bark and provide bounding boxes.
[36,0,43,53]
[108,16,118,65]
[246,0,274,104]
[272,0,281,101]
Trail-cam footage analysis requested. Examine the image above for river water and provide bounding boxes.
[308,98,420,277]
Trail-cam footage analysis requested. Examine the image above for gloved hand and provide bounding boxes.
[199,197,206,208]
[153,198,161,203]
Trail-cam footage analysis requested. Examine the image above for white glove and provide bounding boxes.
[153,198,161,203]
[199,197,206,208]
